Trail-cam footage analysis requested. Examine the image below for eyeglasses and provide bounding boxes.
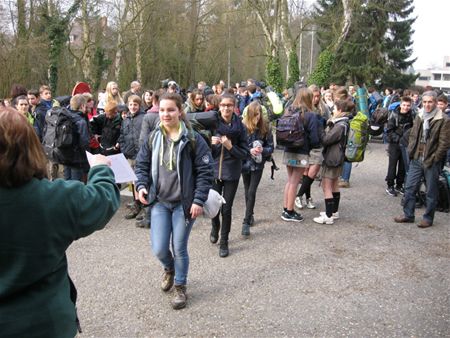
[219,104,234,108]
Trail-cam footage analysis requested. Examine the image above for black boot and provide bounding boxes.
[210,218,219,243]
[219,240,229,257]
[241,222,250,238]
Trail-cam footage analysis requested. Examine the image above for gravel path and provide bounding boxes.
[68,142,449,337]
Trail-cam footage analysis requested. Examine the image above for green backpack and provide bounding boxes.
[345,111,369,162]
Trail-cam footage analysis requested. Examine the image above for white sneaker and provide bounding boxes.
[295,196,304,209]
[306,198,316,209]
[320,211,339,220]
[313,214,334,225]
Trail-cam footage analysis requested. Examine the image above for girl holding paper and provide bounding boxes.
[134,93,213,310]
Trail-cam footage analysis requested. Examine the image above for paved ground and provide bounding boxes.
[68,142,449,337]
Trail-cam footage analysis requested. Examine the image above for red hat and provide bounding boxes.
[72,82,91,96]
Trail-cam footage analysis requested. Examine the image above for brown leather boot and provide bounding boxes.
[125,201,142,219]
[171,285,187,310]
[161,269,174,292]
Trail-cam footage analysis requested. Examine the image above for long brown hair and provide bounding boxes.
[292,88,313,114]
[0,107,48,188]
[242,101,268,137]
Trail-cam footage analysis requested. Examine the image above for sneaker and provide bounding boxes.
[320,211,339,220]
[395,186,405,195]
[281,211,304,222]
[161,269,174,292]
[313,214,334,225]
[171,285,187,310]
[338,180,350,188]
[386,186,398,197]
[295,196,304,209]
[305,198,316,209]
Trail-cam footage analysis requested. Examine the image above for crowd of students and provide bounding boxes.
[1,78,449,317]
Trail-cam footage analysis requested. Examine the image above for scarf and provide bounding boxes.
[217,113,242,141]
[158,121,185,171]
[422,107,438,141]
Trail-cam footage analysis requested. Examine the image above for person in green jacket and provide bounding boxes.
[0,107,120,337]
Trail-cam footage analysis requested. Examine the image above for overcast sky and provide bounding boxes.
[412,0,450,70]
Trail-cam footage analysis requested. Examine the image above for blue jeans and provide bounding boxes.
[400,145,410,174]
[403,159,440,223]
[341,161,352,182]
[150,202,194,285]
[63,166,84,181]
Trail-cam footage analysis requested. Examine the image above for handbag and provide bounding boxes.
[202,189,226,218]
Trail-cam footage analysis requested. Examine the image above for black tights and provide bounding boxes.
[242,169,264,224]
[211,179,240,242]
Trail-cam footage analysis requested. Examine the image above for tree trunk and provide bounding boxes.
[17,0,27,41]
[334,0,352,52]
[113,0,131,81]
[132,3,143,83]
[280,0,293,81]
[81,0,93,82]
[186,0,200,87]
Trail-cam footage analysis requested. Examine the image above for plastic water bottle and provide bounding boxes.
[252,140,263,163]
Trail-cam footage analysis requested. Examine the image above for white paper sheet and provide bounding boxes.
[86,151,138,184]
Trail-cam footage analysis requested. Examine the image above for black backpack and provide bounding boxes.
[368,107,389,136]
[42,107,77,165]
[275,107,305,148]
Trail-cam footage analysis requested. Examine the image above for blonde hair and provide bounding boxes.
[242,101,268,137]
[105,81,123,105]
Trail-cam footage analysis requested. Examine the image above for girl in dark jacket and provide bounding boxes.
[313,99,352,225]
[281,88,320,222]
[241,101,274,237]
[211,94,248,257]
[135,93,213,310]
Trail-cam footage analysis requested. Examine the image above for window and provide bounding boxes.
[444,74,450,81]
[446,62,450,67]
[433,73,442,81]
[418,76,430,81]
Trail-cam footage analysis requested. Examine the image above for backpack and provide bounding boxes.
[275,107,305,148]
[266,91,284,118]
[368,107,389,136]
[436,169,450,213]
[42,107,77,165]
[368,91,383,115]
[345,111,369,162]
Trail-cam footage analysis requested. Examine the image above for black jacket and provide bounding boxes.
[242,128,274,172]
[386,108,414,145]
[212,114,249,181]
[118,111,145,159]
[90,113,122,154]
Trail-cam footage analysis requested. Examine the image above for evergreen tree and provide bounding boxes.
[312,0,417,88]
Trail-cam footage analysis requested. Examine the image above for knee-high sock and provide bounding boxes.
[305,176,314,199]
[325,198,334,218]
[332,192,340,213]
[298,175,314,198]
